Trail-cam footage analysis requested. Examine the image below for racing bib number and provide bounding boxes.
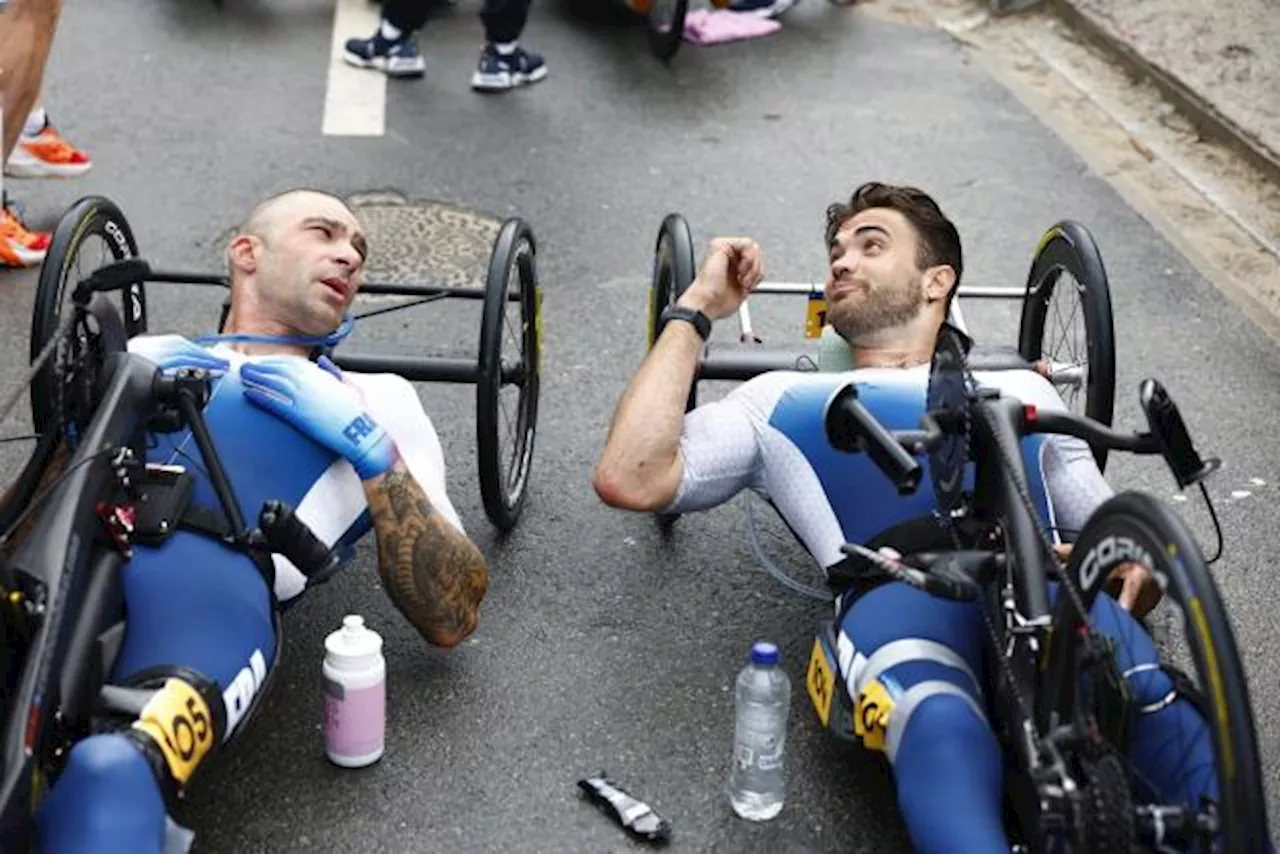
[133,678,215,785]
[854,678,896,753]
[805,293,827,339]
[805,637,836,727]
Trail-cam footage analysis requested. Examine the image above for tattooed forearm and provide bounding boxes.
[364,462,489,648]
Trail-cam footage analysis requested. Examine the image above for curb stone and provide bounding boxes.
[1048,0,1280,189]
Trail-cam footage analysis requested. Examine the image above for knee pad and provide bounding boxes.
[35,733,168,854]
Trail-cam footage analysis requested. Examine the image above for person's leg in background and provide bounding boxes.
[343,0,430,79]
[471,0,546,93]
[0,0,64,268]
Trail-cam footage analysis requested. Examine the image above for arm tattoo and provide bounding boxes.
[365,463,488,648]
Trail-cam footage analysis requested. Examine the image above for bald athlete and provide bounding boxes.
[29,189,489,854]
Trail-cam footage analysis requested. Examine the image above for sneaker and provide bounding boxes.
[0,205,49,268]
[343,32,426,78]
[471,44,548,93]
[728,0,800,16]
[4,120,93,179]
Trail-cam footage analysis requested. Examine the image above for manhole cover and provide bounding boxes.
[347,191,503,292]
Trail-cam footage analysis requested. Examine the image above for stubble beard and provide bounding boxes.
[828,276,926,343]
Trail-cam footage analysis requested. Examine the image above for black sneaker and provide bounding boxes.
[343,32,426,78]
[470,44,548,93]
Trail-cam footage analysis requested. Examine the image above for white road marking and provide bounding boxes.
[323,0,385,137]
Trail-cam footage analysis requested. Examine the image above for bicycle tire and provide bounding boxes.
[1017,221,1115,471]
[647,212,697,412]
[476,218,540,533]
[647,0,688,61]
[1046,491,1268,853]
[2,200,144,537]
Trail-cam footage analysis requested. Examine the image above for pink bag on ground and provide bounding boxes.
[683,9,782,45]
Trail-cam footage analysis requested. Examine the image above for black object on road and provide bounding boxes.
[577,772,672,846]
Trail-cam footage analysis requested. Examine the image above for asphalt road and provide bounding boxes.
[2,1,1279,852]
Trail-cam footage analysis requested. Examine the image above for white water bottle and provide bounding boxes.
[727,640,791,821]
[323,615,386,768]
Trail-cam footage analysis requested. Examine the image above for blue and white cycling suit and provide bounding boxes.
[35,335,465,854]
[663,364,1224,854]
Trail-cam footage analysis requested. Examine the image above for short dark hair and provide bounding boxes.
[825,182,963,303]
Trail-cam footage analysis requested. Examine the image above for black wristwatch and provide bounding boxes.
[659,305,711,341]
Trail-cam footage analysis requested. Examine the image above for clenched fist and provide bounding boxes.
[677,237,766,321]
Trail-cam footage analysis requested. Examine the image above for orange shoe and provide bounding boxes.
[0,206,49,268]
[5,121,93,179]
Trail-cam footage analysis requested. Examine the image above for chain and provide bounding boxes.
[936,372,1041,737]
[0,311,77,429]
[971,401,1093,629]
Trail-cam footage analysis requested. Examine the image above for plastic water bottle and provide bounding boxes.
[727,640,791,821]
[323,615,386,768]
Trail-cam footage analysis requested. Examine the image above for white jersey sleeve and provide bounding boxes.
[1042,434,1114,538]
[978,369,1114,539]
[662,372,811,515]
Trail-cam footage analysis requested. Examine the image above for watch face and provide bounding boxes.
[926,322,974,517]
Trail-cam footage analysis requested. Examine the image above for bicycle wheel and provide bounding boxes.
[648,213,697,410]
[647,0,688,61]
[476,218,541,533]
[1017,221,1115,471]
[32,196,146,433]
[1045,491,1268,853]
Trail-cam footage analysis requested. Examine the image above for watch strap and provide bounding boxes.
[659,305,711,341]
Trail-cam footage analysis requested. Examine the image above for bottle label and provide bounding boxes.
[324,675,385,758]
[734,707,787,771]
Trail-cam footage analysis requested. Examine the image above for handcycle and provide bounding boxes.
[807,319,1270,852]
[0,194,542,849]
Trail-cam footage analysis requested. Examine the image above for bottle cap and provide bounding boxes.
[325,614,383,662]
[750,641,779,667]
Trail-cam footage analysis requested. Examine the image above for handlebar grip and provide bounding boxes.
[825,384,923,495]
[259,500,340,581]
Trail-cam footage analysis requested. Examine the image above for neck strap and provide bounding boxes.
[194,313,355,350]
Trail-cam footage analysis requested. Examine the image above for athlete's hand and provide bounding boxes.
[130,335,232,376]
[677,237,765,322]
[1104,562,1163,619]
[239,355,396,481]
[1054,543,1162,619]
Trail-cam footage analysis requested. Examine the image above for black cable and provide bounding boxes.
[1199,481,1223,564]
[352,292,451,322]
[0,446,123,546]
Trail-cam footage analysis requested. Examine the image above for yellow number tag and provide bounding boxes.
[805,637,836,727]
[805,293,828,339]
[133,678,215,786]
[854,678,896,752]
